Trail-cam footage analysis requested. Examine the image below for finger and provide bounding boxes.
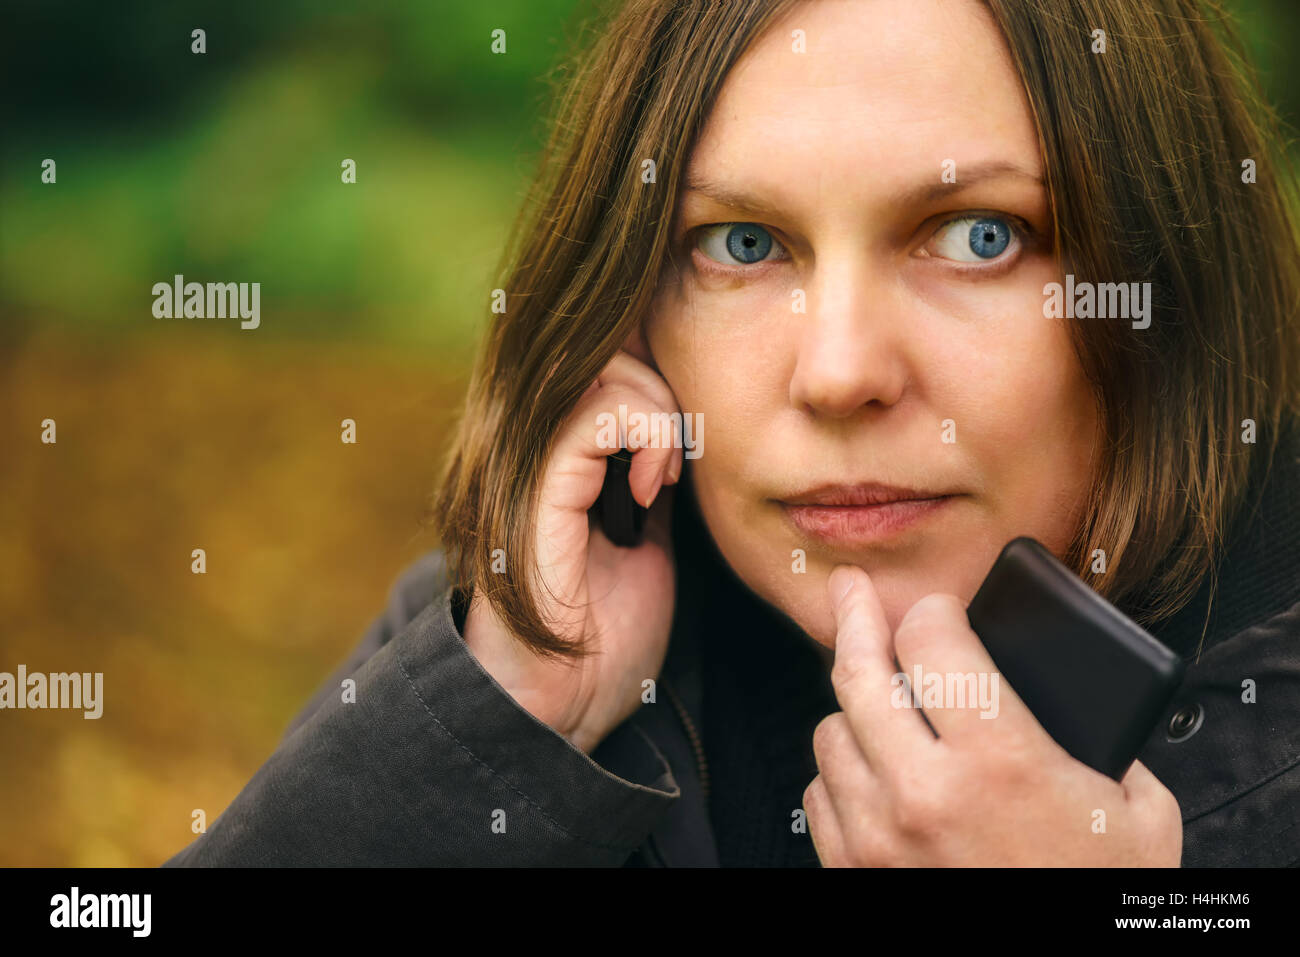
[1118,760,1183,863]
[622,409,682,507]
[890,592,1040,745]
[597,349,678,412]
[803,774,848,867]
[548,381,678,513]
[598,351,687,488]
[827,565,937,768]
[536,383,679,603]
[1119,759,1178,810]
[811,711,883,844]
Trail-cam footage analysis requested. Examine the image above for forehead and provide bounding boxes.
[687,0,1041,192]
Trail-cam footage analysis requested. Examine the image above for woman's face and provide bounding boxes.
[643,0,1101,649]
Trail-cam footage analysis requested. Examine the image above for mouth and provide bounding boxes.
[778,483,959,545]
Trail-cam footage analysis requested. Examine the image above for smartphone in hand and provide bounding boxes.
[965,537,1185,781]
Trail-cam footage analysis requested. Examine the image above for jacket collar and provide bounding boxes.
[1134,417,1300,660]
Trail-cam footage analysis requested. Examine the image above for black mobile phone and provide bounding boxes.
[964,537,1185,781]
[593,448,649,547]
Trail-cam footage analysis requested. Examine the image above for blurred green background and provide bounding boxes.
[1,0,1297,865]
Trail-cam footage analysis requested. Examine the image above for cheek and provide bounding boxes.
[645,293,793,616]
[944,324,1090,447]
[645,283,787,482]
[648,278,790,385]
[917,264,1097,474]
[926,310,1098,557]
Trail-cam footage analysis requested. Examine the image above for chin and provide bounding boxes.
[767,577,847,649]
[792,603,838,649]
[770,568,920,650]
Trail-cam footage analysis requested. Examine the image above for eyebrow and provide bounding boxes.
[681,176,785,217]
[681,161,1044,217]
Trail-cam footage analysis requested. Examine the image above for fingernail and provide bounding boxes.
[828,566,856,606]
[667,453,683,484]
[643,470,664,508]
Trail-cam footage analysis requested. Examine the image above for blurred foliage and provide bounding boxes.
[1,0,1298,348]
[1,0,597,349]
[1226,0,1300,126]
[0,326,466,865]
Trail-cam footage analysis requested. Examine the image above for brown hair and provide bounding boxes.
[430,0,1300,661]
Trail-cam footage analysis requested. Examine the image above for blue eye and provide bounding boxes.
[969,218,1010,258]
[931,216,1016,262]
[697,223,785,265]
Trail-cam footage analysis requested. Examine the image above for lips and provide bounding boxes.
[779,484,957,543]
[781,483,951,506]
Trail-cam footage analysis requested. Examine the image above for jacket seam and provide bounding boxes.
[1181,747,1300,825]
[662,678,710,805]
[1245,814,1300,864]
[393,652,642,854]
[1185,598,1300,667]
[1216,765,1300,860]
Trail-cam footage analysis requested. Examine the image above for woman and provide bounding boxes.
[166,0,1300,866]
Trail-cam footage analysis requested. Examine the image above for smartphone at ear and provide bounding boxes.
[592,448,649,547]
[964,537,1185,781]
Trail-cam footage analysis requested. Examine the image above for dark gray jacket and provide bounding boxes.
[165,426,1300,867]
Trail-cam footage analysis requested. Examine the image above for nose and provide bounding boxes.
[788,254,909,418]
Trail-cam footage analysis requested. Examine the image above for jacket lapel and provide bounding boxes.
[627,475,720,866]
[629,665,718,866]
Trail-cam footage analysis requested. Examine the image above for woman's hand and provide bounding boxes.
[804,564,1184,866]
[463,348,684,755]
